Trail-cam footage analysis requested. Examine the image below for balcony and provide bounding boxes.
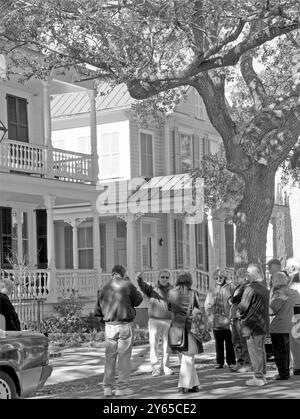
[0,139,94,184]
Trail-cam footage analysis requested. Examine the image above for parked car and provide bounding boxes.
[0,329,53,399]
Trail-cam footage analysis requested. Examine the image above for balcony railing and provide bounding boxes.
[0,139,94,184]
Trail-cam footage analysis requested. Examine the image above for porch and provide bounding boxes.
[0,139,94,184]
[1,267,210,301]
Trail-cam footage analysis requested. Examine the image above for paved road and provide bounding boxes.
[30,342,300,399]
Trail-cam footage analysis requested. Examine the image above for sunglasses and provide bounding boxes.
[160,276,170,279]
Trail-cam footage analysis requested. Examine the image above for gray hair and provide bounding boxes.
[235,267,248,279]
[0,278,14,294]
[273,272,289,289]
[247,264,264,282]
[286,258,300,271]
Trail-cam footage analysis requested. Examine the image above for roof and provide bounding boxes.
[96,174,204,223]
[51,82,133,119]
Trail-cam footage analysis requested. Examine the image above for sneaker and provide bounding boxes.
[103,387,113,397]
[152,369,161,377]
[163,367,174,376]
[115,388,134,397]
[215,364,224,369]
[238,365,252,373]
[245,377,267,386]
[230,364,241,372]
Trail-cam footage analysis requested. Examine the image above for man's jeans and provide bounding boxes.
[246,334,267,379]
[103,323,134,390]
[148,318,171,371]
[231,319,251,365]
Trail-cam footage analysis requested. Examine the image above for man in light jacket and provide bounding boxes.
[137,270,174,377]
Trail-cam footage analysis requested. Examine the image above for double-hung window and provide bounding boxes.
[140,132,154,178]
[78,225,93,269]
[100,132,121,179]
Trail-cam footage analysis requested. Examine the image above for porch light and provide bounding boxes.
[0,120,7,143]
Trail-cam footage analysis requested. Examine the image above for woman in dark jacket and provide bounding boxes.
[168,271,203,393]
[0,278,21,331]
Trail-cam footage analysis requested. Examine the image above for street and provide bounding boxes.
[30,343,300,399]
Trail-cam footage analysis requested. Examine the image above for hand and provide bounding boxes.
[136,272,143,280]
[241,326,251,338]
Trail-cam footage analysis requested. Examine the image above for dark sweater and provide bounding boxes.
[94,276,143,324]
[0,292,21,331]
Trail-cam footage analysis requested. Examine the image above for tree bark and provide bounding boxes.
[233,166,276,267]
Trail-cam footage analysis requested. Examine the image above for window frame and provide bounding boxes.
[6,94,29,143]
[139,129,155,178]
[99,131,121,180]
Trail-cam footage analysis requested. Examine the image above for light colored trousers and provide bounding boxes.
[103,323,134,390]
[148,318,171,371]
[247,334,267,379]
[178,354,200,389]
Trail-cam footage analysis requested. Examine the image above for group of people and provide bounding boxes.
[205,258,300,386]
[94,258,300,397]
[1,257,300,397]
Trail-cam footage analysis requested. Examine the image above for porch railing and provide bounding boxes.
[1,269,49,299]
[56,269,98,298]
[0,139,94,183]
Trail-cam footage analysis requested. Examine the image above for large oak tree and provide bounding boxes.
[1,0,300,266]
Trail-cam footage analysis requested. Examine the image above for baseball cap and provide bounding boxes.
[267,258,281,267]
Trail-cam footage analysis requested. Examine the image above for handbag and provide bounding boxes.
[168,323,187,349]
[190,292,212,343]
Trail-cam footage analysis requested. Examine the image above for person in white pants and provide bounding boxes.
[137,270,174,376]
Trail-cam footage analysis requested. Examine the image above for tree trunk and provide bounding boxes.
[233,166,276,268]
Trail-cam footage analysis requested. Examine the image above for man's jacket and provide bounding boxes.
[94,275,143,324]
[238,281,270,335]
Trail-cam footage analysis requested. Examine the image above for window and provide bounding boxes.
[36,210,47,269]
[195,92,205,120]
[175,219,184,269]
[100,132,121,179]
[140,132,154,177]
[78,226,93,269]
[195,223,208,271]
[180,132,194,172]
[100,223,106,272]
[225,222,234,267]
[0,207,12,268]
[12,211,18,262]
[6,95,29,142]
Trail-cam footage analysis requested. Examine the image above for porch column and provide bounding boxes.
[164,116,171,175]
[88,87,99,183]
[167,214,175,269]
[44,195,57,300]
[219,219,226,268]
[207,212,217,289]
[72,221,79,270]
[43,79,53,177]
[92,203,102,274]
[126,213,136,282]
[189,223,197,284]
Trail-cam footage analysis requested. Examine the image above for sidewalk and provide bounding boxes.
[33,340,300,399]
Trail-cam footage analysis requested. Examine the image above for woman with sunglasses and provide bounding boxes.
[137,270,174,377]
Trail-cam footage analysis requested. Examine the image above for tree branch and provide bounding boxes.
[240,52,268,110]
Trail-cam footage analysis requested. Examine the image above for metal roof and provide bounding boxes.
[51,82,133,118]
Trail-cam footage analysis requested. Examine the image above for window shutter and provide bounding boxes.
[6,95,29,142]
[173,128,181,174]
[225,223,234,267]
[193,134,200,168]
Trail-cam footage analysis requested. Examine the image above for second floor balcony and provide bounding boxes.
[0,138,95,184]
